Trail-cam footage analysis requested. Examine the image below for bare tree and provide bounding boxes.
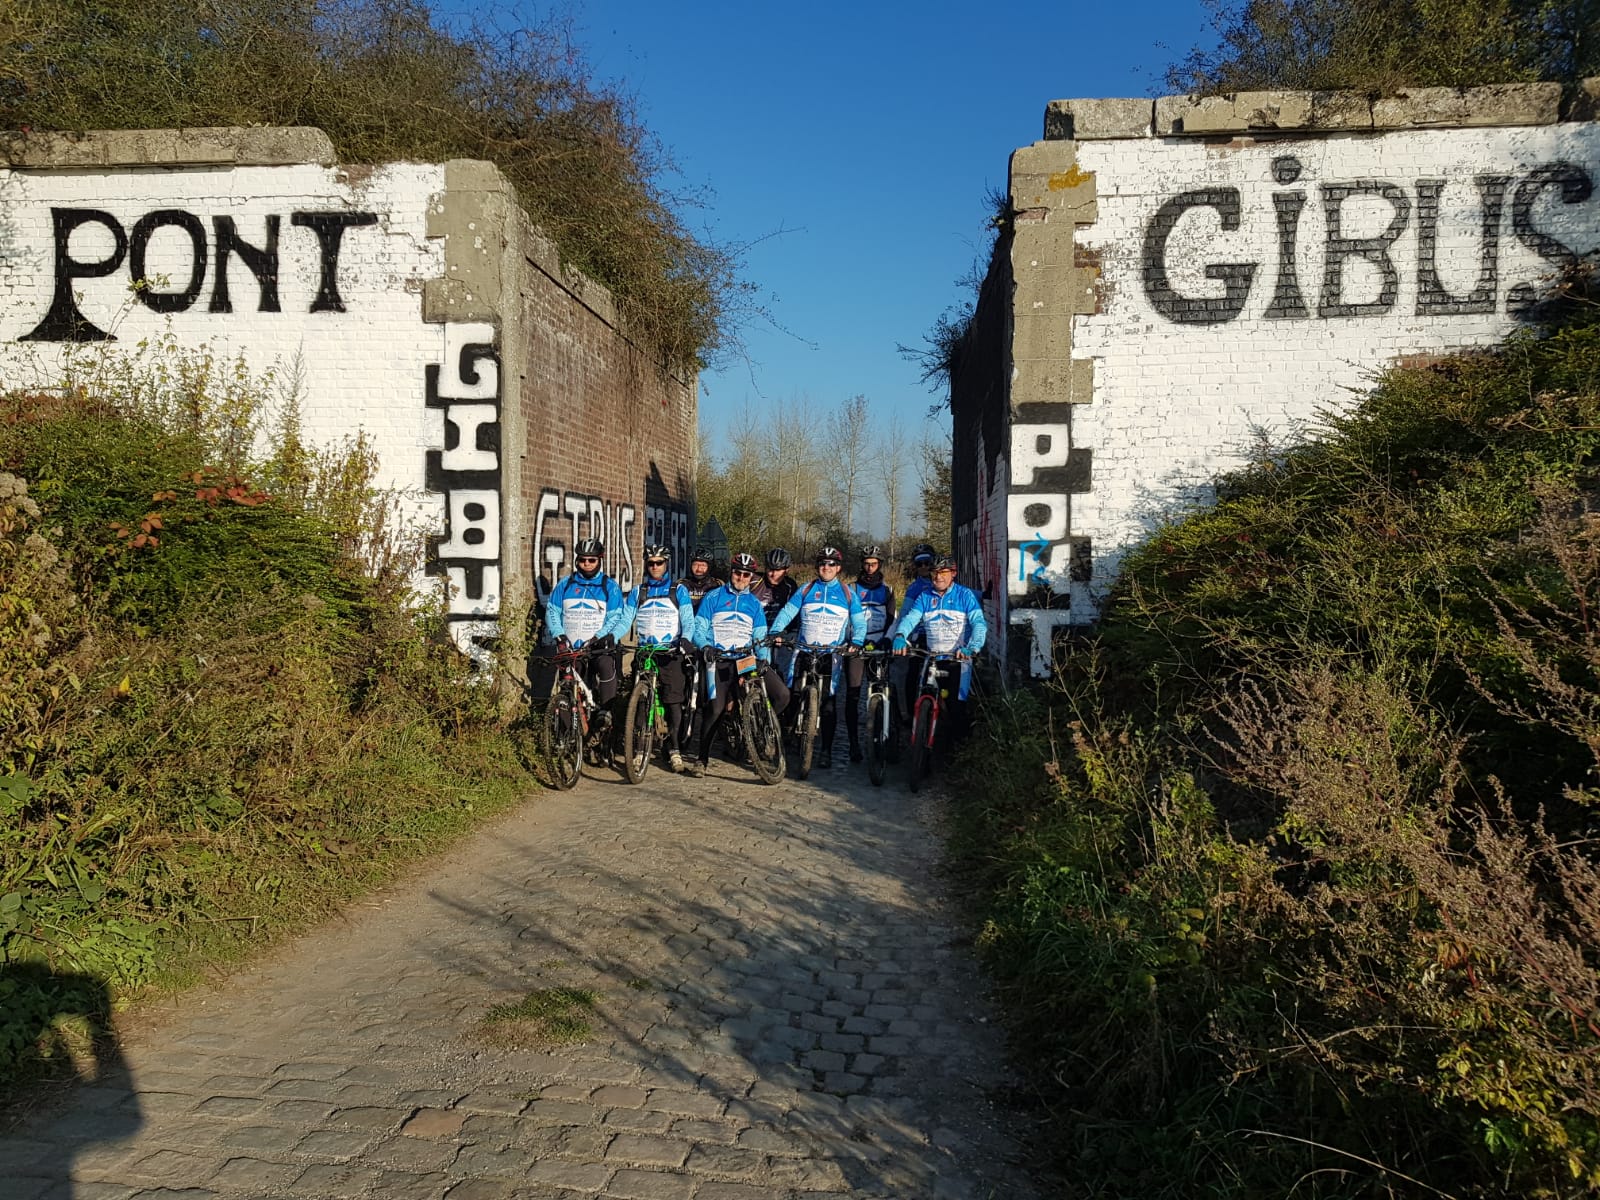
[827,394,872,538]
[874,427,902,559]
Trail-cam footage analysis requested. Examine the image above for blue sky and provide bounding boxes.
[445,2,1220,525]
[560,3,1216,456]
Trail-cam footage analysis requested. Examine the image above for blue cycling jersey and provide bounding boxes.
[770,577,867,649]
[627,576,694,646]
[546,570,626,646]
[891,583,988,655]
[692,586,771,662]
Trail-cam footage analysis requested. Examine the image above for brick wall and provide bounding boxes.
[0,129,697,666]
[956,83,1600,677]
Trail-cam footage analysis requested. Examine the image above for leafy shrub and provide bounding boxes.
[0,355,531,1088]
[954,290,1600,1196]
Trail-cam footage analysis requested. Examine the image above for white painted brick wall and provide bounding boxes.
[0,163,449,541]
[1069,125,1600,598]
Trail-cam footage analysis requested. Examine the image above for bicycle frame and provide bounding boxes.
[862,650,895,742]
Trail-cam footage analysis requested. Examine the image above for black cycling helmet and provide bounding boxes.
[690,546,712,565]
[933,554,957,571]
[730,552,758,573]
[911,542,936,564]
[765,547,792,570]
[575,538,604,558]
[860,544,883,560]
[644,543,671,563]
[815,545,843,565]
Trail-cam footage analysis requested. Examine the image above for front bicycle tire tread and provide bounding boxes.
[543,692,583,790]
[797,683,819,779]
[865,693,887,787]
[743,690,786,785]
[908,701,932,794]
[622,680,654,785]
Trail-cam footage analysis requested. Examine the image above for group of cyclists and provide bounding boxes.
[542,539,988,779]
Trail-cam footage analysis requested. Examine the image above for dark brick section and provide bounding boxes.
[1142,188,1256,324]
[1318,181,1410,318]
[1416,176,1506,315]
[515,253,696,588]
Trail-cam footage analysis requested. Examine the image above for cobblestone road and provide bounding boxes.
[1,750,1040,1200]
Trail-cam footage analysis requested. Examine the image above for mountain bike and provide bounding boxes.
[903,648,962,794]
[782,640,836,780]
[707,644,786,785]
[860,648,899,787]
[542,645,597,790]
[621,641,685,785]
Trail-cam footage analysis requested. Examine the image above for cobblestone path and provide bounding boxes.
[1,756,1040,1200]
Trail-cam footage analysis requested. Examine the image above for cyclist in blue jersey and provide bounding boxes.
[845,545,896,762]
[626,543,697,772]
[688,552,790,777]
[770,545,867,769]
[892,555,987,742]
[545,538,628,740]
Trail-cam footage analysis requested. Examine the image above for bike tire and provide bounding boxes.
[743,687,786,785]
[797,681,819,780]
[622,677,654,785]
[543,688,583,790]
[865,693,887,787]
[907,698,932,794]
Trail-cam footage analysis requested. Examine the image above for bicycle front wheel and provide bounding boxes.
[743,685,786,785]
[907,697,933,794]
[543,687,583,790]
[864,692,887,787]
[622,676,655,785]
[796,681,820,780]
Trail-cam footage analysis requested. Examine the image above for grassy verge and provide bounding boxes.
[952,283,1600,1198]
[0,354,539,1098]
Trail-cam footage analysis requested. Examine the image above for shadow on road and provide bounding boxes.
[423,754,1037,1196]
[0,962,143,1198]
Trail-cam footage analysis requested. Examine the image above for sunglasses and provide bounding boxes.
[576,556,599,565]
[646,558,668,566]
[731,569,754,578]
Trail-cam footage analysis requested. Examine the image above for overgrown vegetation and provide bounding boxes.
[0,0,736,370]
[953,285,1600,1196]
[1170,0,1600,95]
[0,347,530,1089]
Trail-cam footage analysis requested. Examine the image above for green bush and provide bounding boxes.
[955,291,1600,1196]
[0,357,533,1089]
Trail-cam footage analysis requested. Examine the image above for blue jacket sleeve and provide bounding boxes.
[675,584,694,639]
[770,596,800,635]
[847,585,867,646]
[963,590,988,654]
[598,576,628,640]
[545,576,569,639]
[753,601,771,662]
[622,585,641,639]
[691,591,715,648]
[890,594,926,648]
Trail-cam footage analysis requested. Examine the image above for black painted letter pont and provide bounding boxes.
[1318,182,1411,318]
[1142,188,1257,324]
[129,210,207,314]
[1415,176,1507,317]
[211,216,281,313]
[19,208,129,342]
[291,211,378,313]
[1509,161,1595,310]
